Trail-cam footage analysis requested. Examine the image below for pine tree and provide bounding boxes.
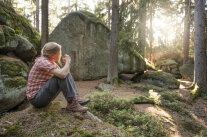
[183,0,191,64]
[36,0,40,32]
[193,0,207,94]
[107,0,119,85]
[41,0,49,47]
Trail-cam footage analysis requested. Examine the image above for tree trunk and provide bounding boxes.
[41,0,49,47]
[36,0,40,32]
[68,0,70,13]
[107,0,111,28]
[194,0,207,93]
[107,0,119,85]
[138,0,146,57]
[183,0,191,64]
[149,1,153,62]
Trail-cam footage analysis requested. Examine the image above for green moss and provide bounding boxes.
[0,123,26,137]
[0,5,41,53]
[4,76,27,88]
[131,96,154,104]
[149,91,191,117]
[0,5,11,18]
[198,129,207,137]
[180,118,203,134]
[76,130,96,137]
[132,83,167,92]
[2,25,17,42]
[86,92,168,137]
[0,57,29,77]
[0,28,5,46]
[86,91,133,115]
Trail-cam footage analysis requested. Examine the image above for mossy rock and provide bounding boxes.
[138,70,180,89]
[0,26,5,47]
[4,76,27,88]
[156,59,181,78]
[179,60,194,81]
[156,59,178,67]
[95,83,111,92]
[15,35,37,61]
[0,5,40,54]
[0,25,18,53]
[0,55,29,77]
[0,55,28,113]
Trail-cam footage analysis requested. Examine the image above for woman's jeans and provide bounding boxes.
[29,73,78,108]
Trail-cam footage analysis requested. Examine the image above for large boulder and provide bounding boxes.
[15,35,37,61]
[50,11,146,80]
[179,60,194,81]
[0,25,37,61]
[50,11,110,80]
[0,3,41,53]
[0,55,28,113]
[133,70,180,89]
[156,59,181,78]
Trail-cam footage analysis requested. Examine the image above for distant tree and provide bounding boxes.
[107,0,111,28]
[36,0,40,32]
[41,0,49,47]
[149,0,153,61]
[68,0,70,13]
[107,0,119,85]
[193,0,207,94]
[183,0,191,64]
[138,0,147,57]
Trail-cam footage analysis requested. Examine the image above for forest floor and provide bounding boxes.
[0,74,207,137]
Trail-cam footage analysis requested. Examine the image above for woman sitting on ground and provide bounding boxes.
[26,42,89,112]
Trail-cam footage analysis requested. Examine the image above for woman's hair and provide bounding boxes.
[41,42,62,65]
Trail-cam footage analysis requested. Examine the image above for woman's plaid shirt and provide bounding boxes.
[26,56,58,100]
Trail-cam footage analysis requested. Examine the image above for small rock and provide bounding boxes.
[95,83,111,92]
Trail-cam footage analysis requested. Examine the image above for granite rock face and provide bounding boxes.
[50,11,110,80]
[0,55,28,113]
[50,11,146,80]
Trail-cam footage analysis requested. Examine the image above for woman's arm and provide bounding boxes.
[49,55,71,79]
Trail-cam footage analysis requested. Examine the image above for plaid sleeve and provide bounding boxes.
[38,59,56,72]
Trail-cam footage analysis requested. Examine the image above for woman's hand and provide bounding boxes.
[62,54,71,63]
